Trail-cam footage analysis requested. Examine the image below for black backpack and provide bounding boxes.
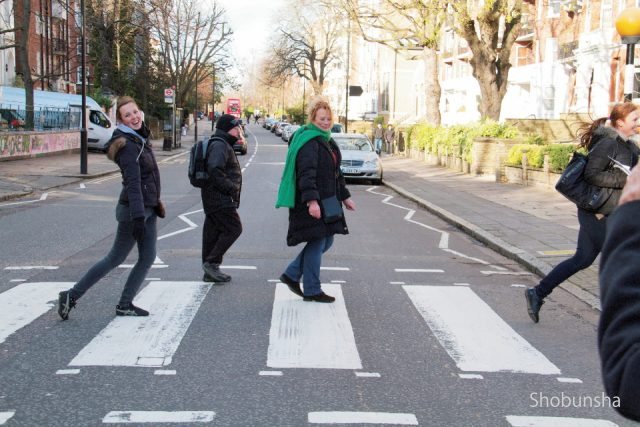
[188,137,223,188]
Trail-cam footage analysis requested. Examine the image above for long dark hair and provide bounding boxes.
[577,102,638,150]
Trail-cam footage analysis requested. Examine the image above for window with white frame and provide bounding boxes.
[601,0,613,29]
[548,0,561,17]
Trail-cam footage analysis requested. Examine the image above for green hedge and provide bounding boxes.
[505,143,579,172]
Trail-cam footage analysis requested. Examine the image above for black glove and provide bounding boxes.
[132,217,146,243]
[155,201,166,219]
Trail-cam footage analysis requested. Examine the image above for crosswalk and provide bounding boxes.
[0,277,619,426]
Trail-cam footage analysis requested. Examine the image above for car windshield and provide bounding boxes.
[334,137,373,152]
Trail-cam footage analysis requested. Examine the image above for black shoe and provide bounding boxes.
[58,290,76,321]
[202,262,231,282]
[279,274,303,297]
[116,303,149,317]
[525,287,544,323]
[303,292,335,303]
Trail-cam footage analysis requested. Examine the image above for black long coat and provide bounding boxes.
[201,129,242,214]
[287,136,350,246]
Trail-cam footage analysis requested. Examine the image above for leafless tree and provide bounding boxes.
[342,0,447,125]
[147,0,232,107]
[264,0,344,96]
[453,0,523,120]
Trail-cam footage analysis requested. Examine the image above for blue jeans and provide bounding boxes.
[69,214,157,306]
[284,236,334,296]
[536,208,607,298]
[374,138,383,153]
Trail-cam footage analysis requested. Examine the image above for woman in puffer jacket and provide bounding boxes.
[525,102,640,323]
[57,96,164,320]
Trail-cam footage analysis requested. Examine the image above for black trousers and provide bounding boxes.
[202,208,242,265]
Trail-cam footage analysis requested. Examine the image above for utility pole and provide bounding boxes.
[80,0,87,174]
[194,12,200,144]
[302,78,306,123]
[344,18,351,133]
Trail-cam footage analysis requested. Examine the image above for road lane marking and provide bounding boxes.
[69,281,210,367]
[0,192,48,207]
[4,266,58,270]
[154,370,176,375]
[56,369,80,375]
[0,412,15,424]
[220,265,256,269]
[557,377,582,383]
[308,411,418,425]
[103,411,215,423]
[481,271,533,276]
[506,416,617,427]
[355,372,381,378]
[267,283,362,369]
[459,373,483,379]
[157,210,200,240]
[259,370,283,376]
[404,285,561,374]
[0,282,73,345]
[395,268,444,273]
[320,266,350,271]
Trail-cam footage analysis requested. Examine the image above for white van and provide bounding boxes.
[0,86,114,151]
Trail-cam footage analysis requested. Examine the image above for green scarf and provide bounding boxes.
[275,123,331,208]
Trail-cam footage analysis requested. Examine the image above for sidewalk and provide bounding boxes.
[380,155,600,311]
[0,123,197,202]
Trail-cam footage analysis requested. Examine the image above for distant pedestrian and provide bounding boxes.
[384,124,395,154]
[276,96,356,303]
[200,114,243,283]
[374,123,383,154]
[525,102,640,323]
[598,164,640,421]
[58,96,164,320]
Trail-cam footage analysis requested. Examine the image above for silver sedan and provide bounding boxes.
[332,133,383,185]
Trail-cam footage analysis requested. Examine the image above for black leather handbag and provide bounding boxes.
[555,151,613,213]
[320,195,344,223]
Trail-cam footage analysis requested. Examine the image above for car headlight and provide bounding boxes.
[363,159,378,168]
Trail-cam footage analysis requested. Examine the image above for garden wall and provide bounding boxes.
[0,131,79,161]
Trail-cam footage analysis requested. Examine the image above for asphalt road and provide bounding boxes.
[0,124,632,426]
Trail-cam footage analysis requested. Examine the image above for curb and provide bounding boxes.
[383,180,601,312]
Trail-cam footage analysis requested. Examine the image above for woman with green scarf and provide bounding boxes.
[276,97,356,303]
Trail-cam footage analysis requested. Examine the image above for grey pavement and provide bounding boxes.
[0,125,599,311]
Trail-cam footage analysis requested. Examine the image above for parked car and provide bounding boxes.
[331,123,344,133]
[274,122,289,136]
[333,133,383,184]
[283,124,300,144]
[280,124,294,141]
[234,127,248,155]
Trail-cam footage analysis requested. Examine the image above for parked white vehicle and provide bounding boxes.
[0,86,114,151]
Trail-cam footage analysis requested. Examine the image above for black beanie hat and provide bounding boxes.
[216,114,240,133]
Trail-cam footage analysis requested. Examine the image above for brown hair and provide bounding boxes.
[577,102,639,150]
[116,96,137,121]
[307,96,333,123]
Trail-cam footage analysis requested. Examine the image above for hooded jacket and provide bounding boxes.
[585,126,640,214]
[201,128,242,213]
[105,123,161,220]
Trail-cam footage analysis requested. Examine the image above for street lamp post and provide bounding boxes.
[80,0,87,174]
[616,7,640,101]
[194,13,200,144]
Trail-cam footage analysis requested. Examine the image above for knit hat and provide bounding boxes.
[216,114,241,133]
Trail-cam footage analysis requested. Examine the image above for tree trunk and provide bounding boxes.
[424,47,441,125]
[471,53,510,121]
[19,0,34,130]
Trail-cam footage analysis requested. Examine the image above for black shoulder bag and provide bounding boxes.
[319,140,345,223]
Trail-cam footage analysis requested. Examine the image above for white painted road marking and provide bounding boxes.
[395,268,444,273]
[0,412,15,425]
[56,369,80,375]
[404,285,561,374]
[308,411,418,425]
[0,282,73,345]
[267,283,362,369]
[69,281,210,367]
[4,266,58,270]
[506,416,618,427]
[103,411,215,423]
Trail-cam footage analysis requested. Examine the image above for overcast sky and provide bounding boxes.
[218,0,287,65]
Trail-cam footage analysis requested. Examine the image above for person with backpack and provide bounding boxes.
[525,102,640,323]
[200,114,243,283]
[57,96,164,320]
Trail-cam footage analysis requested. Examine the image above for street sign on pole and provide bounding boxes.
[164,88,174,104]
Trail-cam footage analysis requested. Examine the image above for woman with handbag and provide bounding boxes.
[525,102,640,323]
[58,96,165,320]
[276,96,356,303]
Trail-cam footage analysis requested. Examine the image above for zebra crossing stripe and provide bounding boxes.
[404,285,561,374]
[0,282,73,345]
[0,412,15,425]
[308,411,418,425]
[506,416,618,427]
[267,283,362,369]
[103,411,215,423]
[69,281,210,367]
